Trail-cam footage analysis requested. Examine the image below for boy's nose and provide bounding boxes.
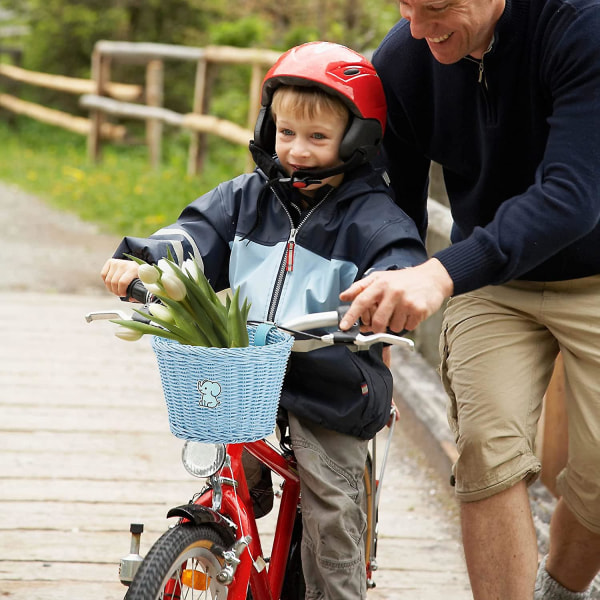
[290,138,310,157]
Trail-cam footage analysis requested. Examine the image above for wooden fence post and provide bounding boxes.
[146,59,164,170]
[88,49,111,163]
[188,58,207,176]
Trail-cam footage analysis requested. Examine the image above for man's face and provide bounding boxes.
[398,0,505,63]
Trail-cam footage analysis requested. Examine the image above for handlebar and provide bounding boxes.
[86,279,414,351]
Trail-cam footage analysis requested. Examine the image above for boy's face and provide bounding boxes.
[274,104,347,196]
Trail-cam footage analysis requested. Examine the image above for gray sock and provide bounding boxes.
[534,555,591,600]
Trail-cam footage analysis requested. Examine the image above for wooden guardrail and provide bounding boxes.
[0,61,141,140]
[82,41,282,174]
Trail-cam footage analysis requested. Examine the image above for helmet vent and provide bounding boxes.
[344,68,360,76]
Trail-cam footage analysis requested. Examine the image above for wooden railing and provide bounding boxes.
[81,41,282,174]
[0,52,141,141]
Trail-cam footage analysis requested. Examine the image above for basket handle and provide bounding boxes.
[253,323,277,346]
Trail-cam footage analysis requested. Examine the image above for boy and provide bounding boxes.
[102,41,426,599]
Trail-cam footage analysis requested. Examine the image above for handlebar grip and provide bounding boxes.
[123,278,156,304]
[337,305,360,332]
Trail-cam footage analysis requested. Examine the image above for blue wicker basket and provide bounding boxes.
[150,325,293,443]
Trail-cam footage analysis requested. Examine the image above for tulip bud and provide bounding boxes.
[183,258,203,283]
[143,283,163,297]
[149,303,174,323]
[138,263,160,284]
[115,326,144,341]
[157,258,177,277]
[161,274,186,301]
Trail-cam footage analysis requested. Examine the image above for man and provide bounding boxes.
[339,0,600,598]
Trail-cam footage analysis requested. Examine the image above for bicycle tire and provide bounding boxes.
[125,524,235,600]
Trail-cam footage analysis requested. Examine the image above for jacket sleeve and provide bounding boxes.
[112,180,240,292]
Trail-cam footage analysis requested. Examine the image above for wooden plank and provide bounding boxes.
[0,93,126,140]
[0,63,142,101]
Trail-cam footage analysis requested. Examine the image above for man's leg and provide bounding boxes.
[461,480,538,600]
[545,498,600,591]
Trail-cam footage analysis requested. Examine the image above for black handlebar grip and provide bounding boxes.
[337,305,360,332]
[123,278,155,304]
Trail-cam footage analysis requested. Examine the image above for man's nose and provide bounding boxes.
[408,16,428,39]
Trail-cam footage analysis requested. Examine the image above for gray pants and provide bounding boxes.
[288,412,369,600]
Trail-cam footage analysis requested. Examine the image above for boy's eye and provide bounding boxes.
[280,128,294,136]
[312,132,326,140]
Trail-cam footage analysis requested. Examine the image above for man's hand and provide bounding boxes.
[101,258,140,298]
[339,258,454,332]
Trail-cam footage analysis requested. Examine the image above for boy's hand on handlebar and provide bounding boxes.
[101,258,140,298]
[338,259,454,333]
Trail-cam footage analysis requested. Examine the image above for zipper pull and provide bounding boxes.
[286,229,297,272]
[478,60,484,84]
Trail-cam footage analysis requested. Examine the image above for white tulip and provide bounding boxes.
[157,258,177,277]
[161,274,187,301]
[149,303,174,322]
[143,283,163,296]
[183,258,202,283]
[138,263,160,284]
[115,326,143,341]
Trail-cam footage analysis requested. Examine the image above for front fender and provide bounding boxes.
[167,503,236,541]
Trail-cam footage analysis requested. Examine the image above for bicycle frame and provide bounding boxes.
[179,438,301,600]
[87,296,413,598]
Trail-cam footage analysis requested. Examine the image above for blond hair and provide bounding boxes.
[271,85,349,126]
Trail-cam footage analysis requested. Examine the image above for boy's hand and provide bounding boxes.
[101,258,140,298]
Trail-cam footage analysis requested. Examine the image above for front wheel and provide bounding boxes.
[125,524,235,600]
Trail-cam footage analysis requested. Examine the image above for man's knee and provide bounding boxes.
[453,430,541,502]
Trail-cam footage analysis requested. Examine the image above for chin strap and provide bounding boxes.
[249,140,366,188]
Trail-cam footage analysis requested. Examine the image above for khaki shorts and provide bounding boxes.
[439,275,600,534]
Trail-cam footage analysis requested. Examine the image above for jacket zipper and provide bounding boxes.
[267,188,333,321]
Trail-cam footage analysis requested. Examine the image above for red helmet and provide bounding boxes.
[253,41,387,166]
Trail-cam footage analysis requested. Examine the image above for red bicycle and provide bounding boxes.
[86,282,413,600]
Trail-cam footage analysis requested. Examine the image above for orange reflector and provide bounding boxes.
[181,569,210,590]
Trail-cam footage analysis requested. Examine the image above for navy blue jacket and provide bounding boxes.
[374,0,600,295]
[114,164,427,439]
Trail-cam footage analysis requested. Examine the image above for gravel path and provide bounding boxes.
[1,181,120,295]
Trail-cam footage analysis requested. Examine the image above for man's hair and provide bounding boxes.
[271,85,349,126]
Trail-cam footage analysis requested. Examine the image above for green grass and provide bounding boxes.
[0,117,249,237]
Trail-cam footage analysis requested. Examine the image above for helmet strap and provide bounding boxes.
[249,140,366,188]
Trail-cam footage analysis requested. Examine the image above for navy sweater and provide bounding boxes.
[374,0,600,295]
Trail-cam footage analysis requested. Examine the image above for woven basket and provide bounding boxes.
[151,325,293,443]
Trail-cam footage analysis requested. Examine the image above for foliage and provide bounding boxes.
[0,117,247,237]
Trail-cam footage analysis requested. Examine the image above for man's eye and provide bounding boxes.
[429,3,449,10]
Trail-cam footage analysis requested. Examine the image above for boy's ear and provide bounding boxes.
[254,107,277,155]
[339,118,383,162]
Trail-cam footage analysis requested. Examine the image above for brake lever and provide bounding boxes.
[85,310,130,323]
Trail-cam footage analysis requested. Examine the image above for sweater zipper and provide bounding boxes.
[466,40,494,121]
[267,188,333,321]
